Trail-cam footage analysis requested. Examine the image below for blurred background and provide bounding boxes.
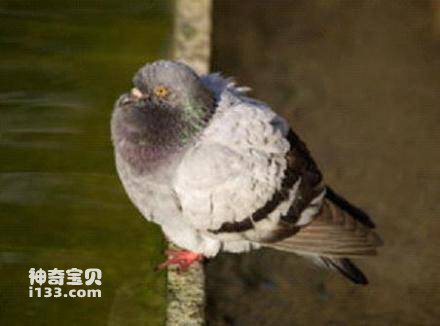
[207,1,439,325]
[0,1,171,325]
[1,1,439,326]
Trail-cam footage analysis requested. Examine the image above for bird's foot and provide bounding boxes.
[157,249,203,271]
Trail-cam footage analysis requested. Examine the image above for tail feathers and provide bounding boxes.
[320,257,369,285]
[321,189,378,284]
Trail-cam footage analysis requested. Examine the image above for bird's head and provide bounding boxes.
[111,60,215,171]
[133,60,214,113]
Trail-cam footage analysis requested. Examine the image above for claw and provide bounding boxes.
[157,250,203,271]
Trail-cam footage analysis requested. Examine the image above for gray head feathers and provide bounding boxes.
[133,60,214,111]
[134,61,199,92]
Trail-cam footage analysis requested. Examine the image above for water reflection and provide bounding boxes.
[0,1,171,325]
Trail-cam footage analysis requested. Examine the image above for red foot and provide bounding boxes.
[157,249,203,271]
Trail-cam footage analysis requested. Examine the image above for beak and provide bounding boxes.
[131,87,151,101]
[130,87,144,99]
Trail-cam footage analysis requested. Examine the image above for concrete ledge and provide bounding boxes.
[166,1,212,325]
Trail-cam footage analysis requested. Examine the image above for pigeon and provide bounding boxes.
[111,60,382,284]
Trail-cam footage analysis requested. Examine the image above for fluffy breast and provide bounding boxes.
[173,89,291,238]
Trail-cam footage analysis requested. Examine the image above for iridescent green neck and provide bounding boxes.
[179,98,214,143]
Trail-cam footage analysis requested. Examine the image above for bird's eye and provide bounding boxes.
[154,85,169,98]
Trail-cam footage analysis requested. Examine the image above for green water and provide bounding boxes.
[0,1,171,325]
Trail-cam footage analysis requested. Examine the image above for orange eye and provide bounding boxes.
[154,85,169,98]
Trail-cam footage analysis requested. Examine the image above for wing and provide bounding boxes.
[266,197,383,285]
[267,199,382,257]
[173,92,289,236]
[173,87,325,244]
